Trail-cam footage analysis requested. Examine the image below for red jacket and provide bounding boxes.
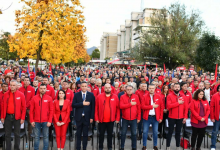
[179,90,192,108]
[167,92,188,119]
[0,91,6,117]
[135,89,141,95]
[95,93,120,123]
[53,99,70,124]
[56,89,74,104]
[137,90,149,103]
[19,85,35,109]
[88,84,99,98]
[37,84,55,100]
[55,89,74,111]
[120,93,141,120]
[30,94,53,123]
[155,88,161,94]
[141,93,164,121]
[210,92,220,121]
[29,71,35,82]
[101,85,116,95]
[190,99,210,125]
[1,90,26,120]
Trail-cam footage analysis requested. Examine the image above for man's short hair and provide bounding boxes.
[24,77,30,81]
[174,83,180,86]
[1,83,8,86]
[43,77,49,80]
[126,85,133,89]
[181,82,187,87]
[40,83,47,87]
[149,84,155,88]
[10,79,17,85]
[81,81,88,85]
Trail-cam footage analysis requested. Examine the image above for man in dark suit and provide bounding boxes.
[72,81,95,150]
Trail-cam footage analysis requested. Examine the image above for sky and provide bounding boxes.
[1,0,220,48]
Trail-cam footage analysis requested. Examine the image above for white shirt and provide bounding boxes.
[204,88,210,102]
[149,94,155,115]
[82,91,87,100]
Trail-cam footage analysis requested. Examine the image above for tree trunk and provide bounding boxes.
[35,30,44,72]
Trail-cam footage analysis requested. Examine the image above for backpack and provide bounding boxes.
[180,138,191,149]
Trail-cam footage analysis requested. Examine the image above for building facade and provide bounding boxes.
[100,8,160,60]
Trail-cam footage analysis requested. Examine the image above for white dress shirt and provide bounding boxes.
[149,94,155,115]
[204,88,210,102]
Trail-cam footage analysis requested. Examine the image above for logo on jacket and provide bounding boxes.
[155,99,159,101]
[16,97,20,99]
[204,104,207,106]
[28,91,31,93]
[44,100,48,102]
[46,90,50,92]
[111,99,114,101]
[67,93,70,94]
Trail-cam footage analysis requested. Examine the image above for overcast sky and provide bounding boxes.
[1,0,220,48]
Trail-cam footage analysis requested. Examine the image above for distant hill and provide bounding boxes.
[87,46,98,55]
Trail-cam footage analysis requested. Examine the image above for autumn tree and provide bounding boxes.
[130,2,204,69]
[8,0,88,69]
[0,32,18,60]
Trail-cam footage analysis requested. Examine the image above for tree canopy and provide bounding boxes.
[8,0,89,69]
[0,32,18,60]
[195,32,220,72]
[90,49,100,59]
[130,2,204,69]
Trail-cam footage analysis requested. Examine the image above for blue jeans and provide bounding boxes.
[143,116,159,147]
[211,119,220,148]
[33,122,49,150]
[138,113,143,136]
[121,118,137,149]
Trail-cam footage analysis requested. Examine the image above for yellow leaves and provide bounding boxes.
[8,0,88,65]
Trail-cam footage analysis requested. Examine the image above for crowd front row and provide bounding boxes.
[1,78,220,150]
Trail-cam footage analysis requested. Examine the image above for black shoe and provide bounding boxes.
[137,135,142,140]
[147,135,152,141]
[70,137,73,142]
[120,148,124,150]
[132,148,136,150]
[158,134,162,138]
[142,146,146,150]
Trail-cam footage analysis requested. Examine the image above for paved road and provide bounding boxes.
[0,132,218,150]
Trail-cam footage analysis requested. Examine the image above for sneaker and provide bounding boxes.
[211,148,215,150]
[153,146,158,150]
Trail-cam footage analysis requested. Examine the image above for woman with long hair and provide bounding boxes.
[158,85,169,138]
[70,82,78,94]
[53,89,70,150]
[190,89,210,150]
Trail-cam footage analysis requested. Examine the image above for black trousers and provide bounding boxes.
[76,117,89,150]
[5,114,21,150]
[166,118,183,147]
[158,112,168,136]
[191,126,206,148]
[68,111,73,137]
[98,122,114,149]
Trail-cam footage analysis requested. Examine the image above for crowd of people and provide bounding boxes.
[0,63,220,150]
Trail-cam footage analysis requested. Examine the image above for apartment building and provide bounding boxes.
[100,8,159,60]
